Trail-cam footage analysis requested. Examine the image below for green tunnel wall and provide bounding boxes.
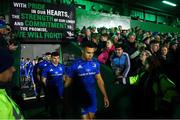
[131,20,180,33]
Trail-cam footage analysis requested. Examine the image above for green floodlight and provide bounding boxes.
[162,0,177,7]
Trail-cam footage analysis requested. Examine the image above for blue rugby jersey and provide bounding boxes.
[37,60,50,76]
[38,60,50,71]
[42,62,65,97]
[26,61,34,76]
[20,60,26,70]
[20,60,26,76]
[67,58,100,94]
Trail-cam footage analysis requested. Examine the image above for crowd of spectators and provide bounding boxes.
[75,25,179,84]
[74,25,180,116]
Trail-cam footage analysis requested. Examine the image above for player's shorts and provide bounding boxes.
[20,69,26,76]
[80,92,97,115]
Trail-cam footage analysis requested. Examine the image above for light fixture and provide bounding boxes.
[162,0,177,7]
[74,4,86,9]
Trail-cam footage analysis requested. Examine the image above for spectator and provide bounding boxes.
[96,33,109,55]
[148,40,160,57]
[110,43,130,85]
[0,48,24,119]
[82,28,91,44]
[98,39,115,65]
[124,33,138,56]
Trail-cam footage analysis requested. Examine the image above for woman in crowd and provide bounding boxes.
[98,39,115,65]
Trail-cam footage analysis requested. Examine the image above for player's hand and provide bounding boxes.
[104,96,109,108]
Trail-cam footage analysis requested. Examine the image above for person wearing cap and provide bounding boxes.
[0,48,24,119]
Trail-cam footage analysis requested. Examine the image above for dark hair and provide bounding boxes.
[91,33,100,40]
[128,32,136,38]
[51,52,59,57]
[45,52,51,55]
[146,56,161,73]
[170,41,177,46]
[101,33,109,38]
[150,40,159,45]
[143,37,150,42]
[115,43,124,49]
[81,41,97,48]
[38,57,43,62]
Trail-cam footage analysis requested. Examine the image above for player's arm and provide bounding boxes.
[95,73,109,108]
[41,77,47,86]
[62,66,66,82]
[63,75,66,82]
[41,67,48,86]
[64,64,75,88]
[64,75,73,88]
[37,68,41,81]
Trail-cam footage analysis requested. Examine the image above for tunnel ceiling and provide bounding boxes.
[93,0,180,17]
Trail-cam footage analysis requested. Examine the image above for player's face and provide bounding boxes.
[83,47,95,61]
[51,56,60,65]
[46,55,51,61]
